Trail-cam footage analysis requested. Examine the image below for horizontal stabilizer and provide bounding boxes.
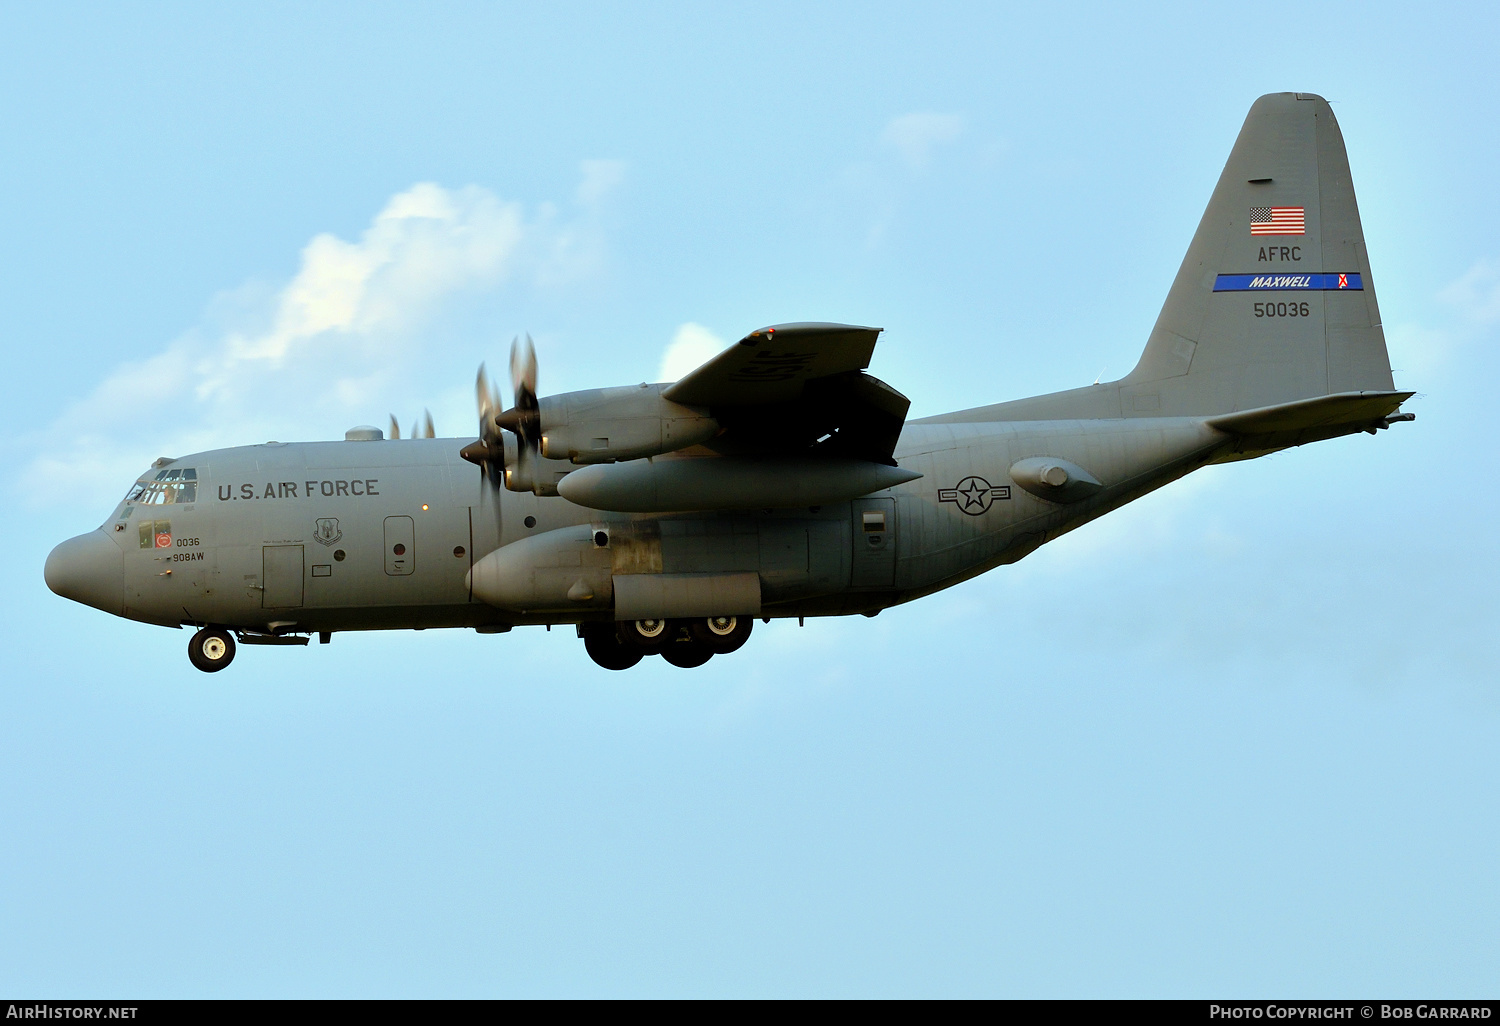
[1206,389,1413,457]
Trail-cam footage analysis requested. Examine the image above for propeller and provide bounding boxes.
[461,335,543,491]
[389,409,436,441]
[496,334,540,490]
[461,365,506,488]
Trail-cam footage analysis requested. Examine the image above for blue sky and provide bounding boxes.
[2,2,1496,997]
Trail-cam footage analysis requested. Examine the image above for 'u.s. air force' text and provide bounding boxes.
[218,480,381,501]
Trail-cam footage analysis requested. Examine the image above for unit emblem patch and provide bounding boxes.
[938,476,1011,516]
[313,518,343,546]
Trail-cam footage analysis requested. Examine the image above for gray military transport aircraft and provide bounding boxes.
[46,93,1413,672]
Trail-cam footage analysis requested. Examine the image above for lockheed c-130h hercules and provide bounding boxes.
[45,93,1414,672]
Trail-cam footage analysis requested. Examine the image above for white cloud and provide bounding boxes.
[658,322,729,383]
[881,112,965,169]
[22,169,617,511]
[1385,320,1455,381]
[1386,258,1500,382]
[576,159,627,207]
[200,182,527,400]
[1439,259,1500,324]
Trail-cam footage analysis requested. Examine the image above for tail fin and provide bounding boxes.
[1122,92,1395,416]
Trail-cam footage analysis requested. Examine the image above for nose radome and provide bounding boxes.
[45,530,124,616]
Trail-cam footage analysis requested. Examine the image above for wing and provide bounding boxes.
[665,322,882,405]
[663,322,911,464]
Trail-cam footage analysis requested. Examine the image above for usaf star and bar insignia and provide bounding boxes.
[938,476,1011,516]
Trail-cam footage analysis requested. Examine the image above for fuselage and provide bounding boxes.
[46,412,1227,637]
[42,92,1411,672]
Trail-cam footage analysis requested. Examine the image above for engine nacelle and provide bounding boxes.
[497,434,576,496]
[468,524,614,613]
[537,384,719,464]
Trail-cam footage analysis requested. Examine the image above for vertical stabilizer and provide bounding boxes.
[1121,92,1394,416]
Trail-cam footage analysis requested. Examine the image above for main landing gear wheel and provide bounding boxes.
[188,627,236,673]
[623,619,670,653]
[581,623,643,671]
[689,615,753,654]
[660,633,714,668]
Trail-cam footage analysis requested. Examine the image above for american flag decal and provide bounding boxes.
[1250,206,1305,235]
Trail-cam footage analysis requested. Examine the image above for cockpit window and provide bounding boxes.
[125,467,198,505]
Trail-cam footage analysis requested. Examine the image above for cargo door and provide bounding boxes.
[262,544,305,608]
[384,516,415,576]
[850,498,896,588]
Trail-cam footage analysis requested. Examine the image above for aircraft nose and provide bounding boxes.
[45,530,124,616]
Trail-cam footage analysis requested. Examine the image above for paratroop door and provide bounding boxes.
[262,545,304,607]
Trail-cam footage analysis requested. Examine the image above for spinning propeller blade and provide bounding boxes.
[506,334,541,490]
[461,336,544,491]
[511,333,538,405]
[461,363,506,488]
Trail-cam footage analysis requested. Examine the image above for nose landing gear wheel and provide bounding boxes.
[581,623,644,670]
[188,627,237,673]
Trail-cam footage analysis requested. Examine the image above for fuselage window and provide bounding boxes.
[125,468,198,505]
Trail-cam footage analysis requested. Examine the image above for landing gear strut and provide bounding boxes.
[188,627,236,673]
